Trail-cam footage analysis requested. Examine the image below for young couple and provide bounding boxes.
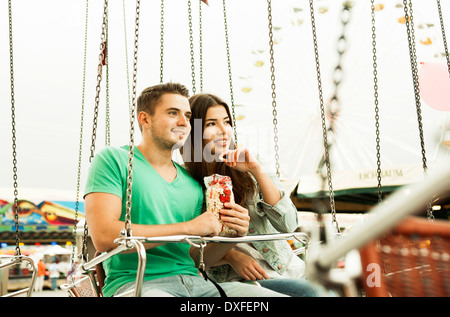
[84,82,319,297]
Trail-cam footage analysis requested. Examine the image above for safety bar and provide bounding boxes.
[107,232,309,296]
[313,161,450,271]
[61,239,146,297]
[0,255,37,297]
[138,232,310,245]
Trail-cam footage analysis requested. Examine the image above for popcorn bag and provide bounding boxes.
[204,174,237,237]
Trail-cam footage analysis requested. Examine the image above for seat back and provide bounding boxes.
[64,252,105,297]
[65,269,102,297]
[360,216,450,297]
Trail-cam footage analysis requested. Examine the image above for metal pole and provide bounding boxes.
[313,161,450,270]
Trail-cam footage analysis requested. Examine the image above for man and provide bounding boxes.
[34,258,47,292]
[84,82,286,297]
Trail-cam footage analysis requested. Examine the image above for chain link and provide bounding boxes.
[371,0,383,203]
[309,0,339,233]
[123,0,141,237]
[436,0,450,77]
[402,0,433,221]
[222,0,237,146]
[82,0,109,261]
[188,0,196,94]
[105,5,111,146]
[327,4,350,107]
[266,0,280,178]
[122,0,133,115]
[160,0,164,84]
[72,0,89,268]
[8,0,21,256]
[199,0,204,92]
[89,0,109,163]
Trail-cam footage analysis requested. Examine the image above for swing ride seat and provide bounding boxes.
[62,238,147,297]
[359,216,450,297]
[0,255,37,297]
[63,251,106,297]
[93,251,106,293]
[63,232,310,297]
[64,268,102,297]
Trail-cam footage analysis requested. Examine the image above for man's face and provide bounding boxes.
[145,93,192,151]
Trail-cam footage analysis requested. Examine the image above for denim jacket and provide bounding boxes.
[207,166,299,282]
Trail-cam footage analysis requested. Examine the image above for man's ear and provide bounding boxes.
[138,111,150,129]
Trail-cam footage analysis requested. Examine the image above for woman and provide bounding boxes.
[182,93,318,297]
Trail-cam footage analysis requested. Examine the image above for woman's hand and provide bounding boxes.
[219,202,250,237]
[220,148,261,174]
[225,250,270,281]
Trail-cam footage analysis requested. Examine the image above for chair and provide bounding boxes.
[360,216,450,297]
[64,251,105,297]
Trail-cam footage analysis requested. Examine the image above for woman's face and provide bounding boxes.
[202,105,233,158]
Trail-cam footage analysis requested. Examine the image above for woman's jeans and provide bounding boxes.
[114,274,288,297]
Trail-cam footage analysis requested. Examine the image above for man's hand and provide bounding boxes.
[186,211,222,236]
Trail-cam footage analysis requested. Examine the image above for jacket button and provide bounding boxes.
[278,264,283,270]
[249,228,255,234]
[262,247,268,253]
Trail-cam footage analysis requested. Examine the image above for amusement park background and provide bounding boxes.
[1,0,450,295]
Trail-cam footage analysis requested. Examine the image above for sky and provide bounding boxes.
[0,0,269,201]
[1,0,449,203]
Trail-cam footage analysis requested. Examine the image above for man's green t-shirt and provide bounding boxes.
[84,146,203,297]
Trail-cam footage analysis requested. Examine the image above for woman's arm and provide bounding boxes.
[189,201,250,269]
[221,149,298,232]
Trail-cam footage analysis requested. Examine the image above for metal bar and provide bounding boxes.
[315,162,450,270]
[80,243,129,272]
[129,240,146,297]
[3,288,29,297]
[0,255,37,297]
[141,232,310,245]
[0,256,21,269]
[61,239,145,297]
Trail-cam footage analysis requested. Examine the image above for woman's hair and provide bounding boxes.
[182,93,256,205]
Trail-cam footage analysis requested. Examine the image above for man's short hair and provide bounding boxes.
[136,82,190,131]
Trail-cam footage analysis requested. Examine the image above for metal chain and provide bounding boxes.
[317,3,351,171]
[403,0,427,172]
[105,5,111,146]
[82,0,109,261]
[436,0,450,77]
[266,0,280,178]
[89,0,109,162]
[309,0,339,233]
[371,0,383,203]
[327,4,350,108]
[188,0,196,94]
[8,0,21,256]
[222,0,237,145]
[123,0,141,237]
[199,0,204,92]
[160,0,164,84]
[122,0,133,115]
[72,0,89,268]
[402,0,434,221]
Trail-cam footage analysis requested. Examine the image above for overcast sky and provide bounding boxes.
[1,0,449,202]
[0,0,270,200]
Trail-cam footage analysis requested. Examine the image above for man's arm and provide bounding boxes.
[85,192,223,252]
[189,201,250,269]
